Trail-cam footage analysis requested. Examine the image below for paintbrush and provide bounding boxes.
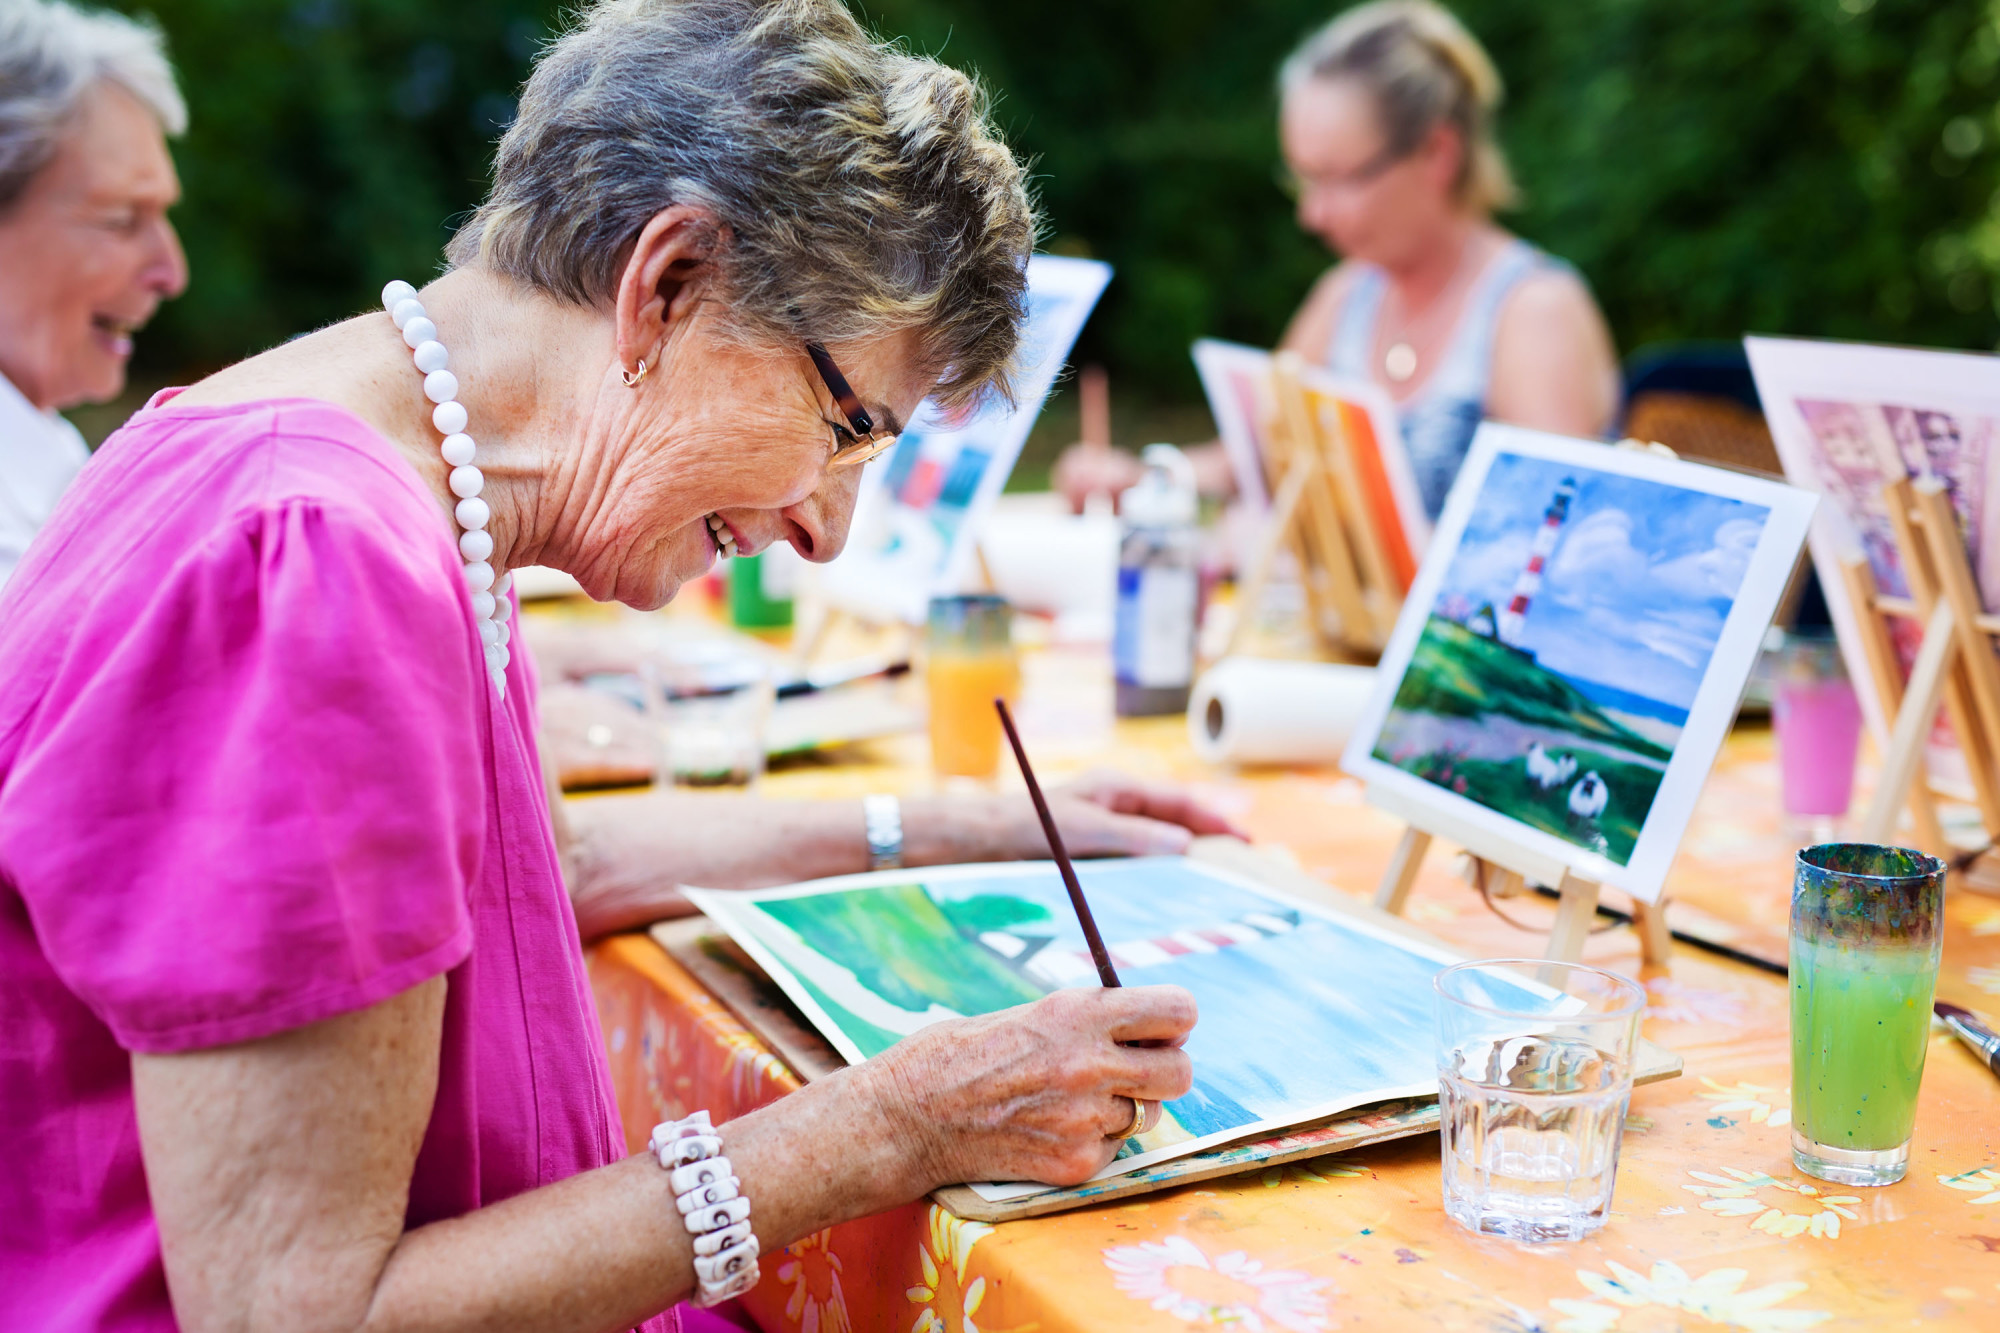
[1935,1000,2000,1080]
[994,697,1122,988]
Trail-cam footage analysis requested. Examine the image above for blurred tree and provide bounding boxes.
[114,0,2000,403]
[116,0,552,373]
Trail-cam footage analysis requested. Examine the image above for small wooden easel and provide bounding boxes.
[1228,352,1407,658]
[1364,781,1674,967]
[1847,476,2000,876]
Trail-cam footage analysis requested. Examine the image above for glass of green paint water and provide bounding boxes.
[1790,843,1945,1187]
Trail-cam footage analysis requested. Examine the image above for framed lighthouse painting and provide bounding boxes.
[1342,425,1816,903]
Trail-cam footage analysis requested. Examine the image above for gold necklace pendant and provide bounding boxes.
[1384,342,1418,382]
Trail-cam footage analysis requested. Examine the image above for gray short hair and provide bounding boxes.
[1282,1,1517,214]
[449,0,1037,409]
[0,0,186,212]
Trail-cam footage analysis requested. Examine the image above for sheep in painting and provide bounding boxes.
[1525,742,1577,791]
[1568,771,1609,822]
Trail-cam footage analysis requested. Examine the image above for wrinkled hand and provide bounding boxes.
[1051,442,1143,514]
[1020,768,1248,858]
[867,986,1197,1189]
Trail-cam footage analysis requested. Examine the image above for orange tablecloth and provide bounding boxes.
[586,644,2000,1332]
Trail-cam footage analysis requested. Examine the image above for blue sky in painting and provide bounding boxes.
[1434,453,1771,710]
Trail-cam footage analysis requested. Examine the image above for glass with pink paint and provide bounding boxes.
[1772,629,1863,841]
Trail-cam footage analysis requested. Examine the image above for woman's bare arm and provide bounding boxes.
[1278,263,1351,361]
[559,770,1245,941]
[135,974,1195,1333]
[1486,269,1621,439]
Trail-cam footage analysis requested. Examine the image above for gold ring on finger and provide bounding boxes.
[1113,1097,1160,1141]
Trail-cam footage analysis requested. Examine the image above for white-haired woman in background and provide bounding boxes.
[0,0,187,590]
[0,3,1195,1330]
[1058,0,1619,520]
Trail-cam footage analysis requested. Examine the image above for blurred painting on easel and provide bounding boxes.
[822,255,1111,625]
[1192,339,1427,654]
[1748,336,2000,805]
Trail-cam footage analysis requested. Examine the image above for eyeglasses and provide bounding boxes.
[1275,142,1405,201]
[807,342,898,468]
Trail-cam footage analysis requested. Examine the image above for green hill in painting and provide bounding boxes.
[1388,616,1671,763]
[759,883,1047,1025]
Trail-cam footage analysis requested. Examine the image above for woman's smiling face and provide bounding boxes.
[550,304,933,611]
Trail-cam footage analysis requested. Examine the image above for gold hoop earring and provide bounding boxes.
[621,359,648,388]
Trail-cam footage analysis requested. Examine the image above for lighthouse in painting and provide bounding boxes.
[1497,476,1577,647]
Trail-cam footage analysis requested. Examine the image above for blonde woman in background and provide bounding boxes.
[1058,0,1620,519]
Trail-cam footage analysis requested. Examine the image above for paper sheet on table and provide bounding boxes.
[686,857,1562,1194]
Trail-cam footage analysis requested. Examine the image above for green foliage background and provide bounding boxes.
[115,0,2000,405]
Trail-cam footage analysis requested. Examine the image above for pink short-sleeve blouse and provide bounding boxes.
[0,396,673,1332]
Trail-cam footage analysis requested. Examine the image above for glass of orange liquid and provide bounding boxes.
[926,594,1020,779]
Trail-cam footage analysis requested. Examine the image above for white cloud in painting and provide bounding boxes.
[1649,518,1762,602]
[1430,454,1772,710]
[1547,511,1758,613]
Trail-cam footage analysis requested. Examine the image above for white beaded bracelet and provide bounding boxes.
[649,1111,760,1306]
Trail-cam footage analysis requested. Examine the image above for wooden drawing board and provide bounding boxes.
[651,837,1682,1222]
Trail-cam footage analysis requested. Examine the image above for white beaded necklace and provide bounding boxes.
[380,280,515,697]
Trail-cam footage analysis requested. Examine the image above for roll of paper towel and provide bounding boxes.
[1189,657,1376,766]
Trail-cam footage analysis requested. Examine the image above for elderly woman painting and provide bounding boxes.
[0,2,1195,1329]
[0,0,187,589]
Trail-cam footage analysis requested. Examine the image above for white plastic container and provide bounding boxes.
[1113,444,1201,716]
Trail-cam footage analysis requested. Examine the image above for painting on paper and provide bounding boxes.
[688,857,1540,1194]
[1343,425,1815,903]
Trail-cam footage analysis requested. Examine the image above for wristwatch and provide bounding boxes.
[862,794,903,871]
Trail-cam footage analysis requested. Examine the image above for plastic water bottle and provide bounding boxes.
[1114,444,1200,716]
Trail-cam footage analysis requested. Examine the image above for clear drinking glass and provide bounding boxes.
[1772,629,1863,842]
[1434,959,1647,1244]
[1790,843,1944,1186]
[926,594,1020,779]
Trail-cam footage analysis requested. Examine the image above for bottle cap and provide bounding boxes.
[1119,443,1197,526]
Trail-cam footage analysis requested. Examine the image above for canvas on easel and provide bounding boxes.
[816,255,1110,628]
[1837,475,2000,888]
[1340,424,1817,961]
[1191,339,1426,657]
[1747,335,2000,865]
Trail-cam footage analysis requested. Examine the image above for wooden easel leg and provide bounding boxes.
[1374,827,1432,914]
[1630,897,1672,970]
[1543,874,1600,965]
[1227,457,1312,657]
[1859,601,1957,842]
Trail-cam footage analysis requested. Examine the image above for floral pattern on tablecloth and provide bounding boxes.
[772,1230,850,1333]
[1939,1167,2000,1204]
[1682,1167,1859,1238]
[908,1207,994,1333]
[1548,1260,1831,1331]
[1102,1235,1333,1332]
[1693,1078,1790,1130]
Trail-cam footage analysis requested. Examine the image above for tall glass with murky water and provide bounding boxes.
[1434,959,1646,1243]
[1790,843,1944,1187]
